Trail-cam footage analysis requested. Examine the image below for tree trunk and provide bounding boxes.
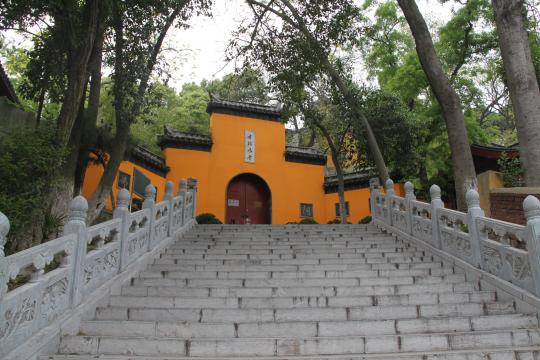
[313,120,348,224]
[492,0,540,186]
[334,156,348,224]
[74,18,105,196]
[55,0,101,146]
[86,123,131,223]
[398,0,477,211]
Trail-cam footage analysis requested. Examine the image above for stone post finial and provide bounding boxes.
[466,189,481,210]
[165,181,174,201]
[369,177,380,191]
[178,178,187,196]
[144,184,156,201]
[430,184,442,201]
[429,184,444,249]
[0,210,10,257]
[524,196,540,220]
[68,196,88,225]
[117,188,131,210]
[465,188,484,267]
[187,177,198,191]
[63,196,89,306]
[385,178,395,196]
[524,195,540,296]
[404,181,415,200]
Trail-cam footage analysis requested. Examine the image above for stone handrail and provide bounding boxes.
[371,178,540,299]
[0,177,198,358]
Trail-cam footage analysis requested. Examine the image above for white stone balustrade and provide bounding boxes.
[0,178,198,358]
[371,178,540,298]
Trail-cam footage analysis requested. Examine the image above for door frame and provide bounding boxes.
[225,173,272,224]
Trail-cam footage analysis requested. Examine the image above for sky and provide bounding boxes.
[158,0,457,90]
[2,0,458,92]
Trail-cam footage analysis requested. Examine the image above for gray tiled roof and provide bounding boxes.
[207,94,282,121]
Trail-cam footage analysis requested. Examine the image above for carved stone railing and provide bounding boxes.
[0,178,198,358]
[371,178,540,298]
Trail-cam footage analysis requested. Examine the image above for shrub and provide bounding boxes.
[196,213,222,224]
[498,152,524,187]
[327,218,352,224]
[358,216,372,224]
[299,218,318,224]
[0,126,66,254]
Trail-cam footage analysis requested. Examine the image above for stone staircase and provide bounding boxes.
[43,224,540,359]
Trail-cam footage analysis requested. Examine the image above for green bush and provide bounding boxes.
[327,218,352,224]
[497,152,524,188]
[196,213,222,224]
[358,216,372,224]
[0,126,66,254]
[299,218,318,224]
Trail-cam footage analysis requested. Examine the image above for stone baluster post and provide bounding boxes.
[63,196,89,306]
[0,211,10,300]
[143,184,157,250]
[114,189,131,271]
[178,179,187,227]
[164,181,174,236]
[385,178,395,226]
[466,189,484,267]
[524,196,540,296]
[187,178,198,221]
[404,181,416,235]
[430,185,444,249]
[369,178,380,219]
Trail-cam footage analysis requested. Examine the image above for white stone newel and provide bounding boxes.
[0,210,9,257]
[404,181,416,234]
[143,184,157,251]
[164,181,174,202]
[63,195,89,306]
[385,179,395,225]
[178,178,187,196]
[466,189,485,267]
[0,210,10,299]
[524,195,540,296]
[385,178,395,196]
[188,178,198,220]
[368,178,380,218]
[164,181,174,236]
[430,184,444,249]
[178,179,187,227]
[114,189,131,271]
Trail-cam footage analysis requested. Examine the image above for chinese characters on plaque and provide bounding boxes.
[245,130,256,163]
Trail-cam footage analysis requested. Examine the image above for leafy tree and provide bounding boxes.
[86,0,213,222]
[0,126,66,254]
[232,0,390,181]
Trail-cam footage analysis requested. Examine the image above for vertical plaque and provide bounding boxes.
[245,130,255,163]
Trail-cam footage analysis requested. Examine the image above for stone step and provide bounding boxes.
[95,291,498,321]
[35,348,540,360]
[130,279,479,295]
[79,314,538,339]
[104,295,514,316]
[152,259,450,270]
[137,268,457,281]
[133,274,467,289]
[120,286,491,304]
[158,255,438,265]
[57,329,540,357]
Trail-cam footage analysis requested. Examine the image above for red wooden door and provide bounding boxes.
[226,175,270,224]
